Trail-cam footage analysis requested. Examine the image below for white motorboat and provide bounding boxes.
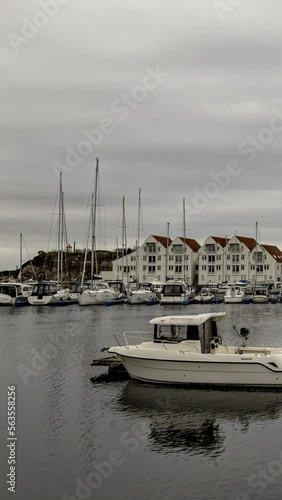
[108,312,282,388]
[127,282,158,305]
[158,281,192,305]
[223,286,245,304]
[27,282,59,305]
[194,288,214,303]
[78,281,118,306]
[251,287,269,304]
[0,282,32,306]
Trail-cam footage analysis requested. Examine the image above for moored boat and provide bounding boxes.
[0,282,32,306]
[223,285,245,304]
[127,282,158,305]
[158,280,193,305]
[108,312,282,388]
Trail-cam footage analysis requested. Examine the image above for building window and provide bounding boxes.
[169,255,173,261]
[202,265,206,270]
[175,256,182,263]
[147,243,156,253]
[232,265,239,273]
[157,266,161,271]
[143,256,146,261]
[143,266,146,271]
[148,266,156,273]
[216,265,221,270]
[254,252,263,262]
[169,265,173,271]
[227,265,230,270]
[232,255,239,262]
[175,266,182,273]
[148,255,156,263]
[173,244,183,254]
[208,265,215,273]
[229,243,240,252]
[241,254,244,260]
[158,255,161,260]
[208,255,215,263]
[206,244,216,252]
[256,265,263,273]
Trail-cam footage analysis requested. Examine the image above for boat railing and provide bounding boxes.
[113,332,182,350]
[114,332,153,348]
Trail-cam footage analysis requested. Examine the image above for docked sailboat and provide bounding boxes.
[108,312,282,388]
[28,173,77,306]
[78,158,117,306]
[127,282,158,305]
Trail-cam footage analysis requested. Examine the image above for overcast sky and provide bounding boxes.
[1,0,282,270]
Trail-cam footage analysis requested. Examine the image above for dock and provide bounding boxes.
[90,355,130,383]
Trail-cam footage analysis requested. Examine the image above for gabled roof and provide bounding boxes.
[210,236,229,247]
[151,235,172,248]
[235,236,257,251]
[180,237,201,251]
[261,245,282,262]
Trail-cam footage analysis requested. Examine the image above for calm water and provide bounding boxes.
[1,302,282,500]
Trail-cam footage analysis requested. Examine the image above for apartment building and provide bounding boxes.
[111,234,200,284]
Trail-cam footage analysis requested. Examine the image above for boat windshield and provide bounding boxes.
[0,285,18,297]
[155,324,188,343]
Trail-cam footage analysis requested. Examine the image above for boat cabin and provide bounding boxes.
[150,312,226,353]
[31,282,57,297]
[160,282,187,297]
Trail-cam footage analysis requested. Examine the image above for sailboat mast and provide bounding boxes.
[19,233,23,283]
[165,222,170,281]
[136,188,141,283]
[57,171,63,286]
[121,196,128,283]
[183,198,186,283]
[91,157,99,285]
[255,221,258,285]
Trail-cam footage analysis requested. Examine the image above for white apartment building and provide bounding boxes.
[111,234,200,284]
[198,235,282,285]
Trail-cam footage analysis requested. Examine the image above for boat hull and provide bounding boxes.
[127,291,156,304]
[111,350,282,387]
[28,295,57,306]
[0,293,15,306]
[78,290,116,305]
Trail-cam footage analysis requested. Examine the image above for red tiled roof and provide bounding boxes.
[211,236,229,247]
[236,236,257,251]
[152,235,172,248]
[180,237,201,251]
[261,245,282,262]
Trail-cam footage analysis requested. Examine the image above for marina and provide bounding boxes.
[2,302,282,500]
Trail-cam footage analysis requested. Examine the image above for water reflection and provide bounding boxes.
[117,381,282,457]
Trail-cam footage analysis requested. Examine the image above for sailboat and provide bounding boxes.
[28,173,77,306]
[78,158,118,306]
[251,222,269,304]
[127,189,158,305]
